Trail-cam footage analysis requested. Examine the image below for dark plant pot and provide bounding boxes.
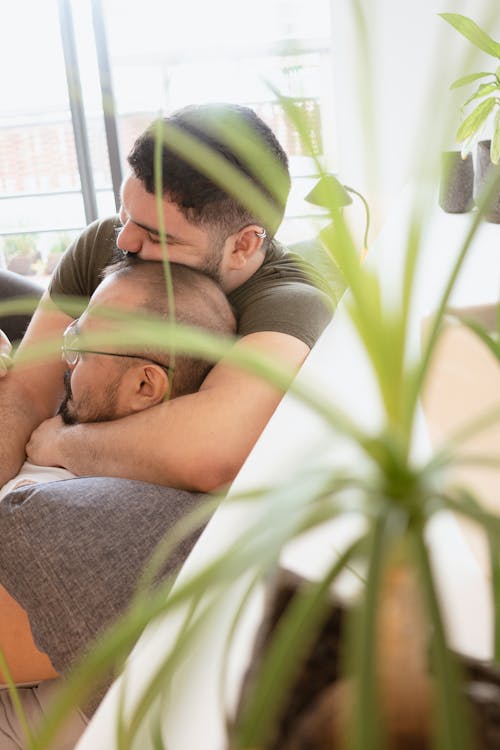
[439,150,474,213]
[474,140,500,223]
[229,567,500,750]
[229,568,347,750]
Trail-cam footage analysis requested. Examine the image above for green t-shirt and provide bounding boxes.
[49,216,334,349]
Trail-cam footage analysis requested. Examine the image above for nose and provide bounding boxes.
[116,221,143,254]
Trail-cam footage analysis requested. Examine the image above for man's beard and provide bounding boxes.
[58,369,121,425]
[58,370,77,424]
[124,240,224,284]
[199,244,224,285]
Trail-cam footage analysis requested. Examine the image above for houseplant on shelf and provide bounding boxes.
[2,233,40,276]
[440,12,500,220]
[438,148,474,214]
[1,6,500,750]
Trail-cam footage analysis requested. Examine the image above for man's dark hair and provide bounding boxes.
[103,257,236,397]
[127,103,291,242]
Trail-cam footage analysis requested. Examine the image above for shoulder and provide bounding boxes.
[49,216,120,303]
[229,241,335,349]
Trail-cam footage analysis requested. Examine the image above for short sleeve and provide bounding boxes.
[228,242,335,349]
[49,217,119,312]
[236,281,333,349]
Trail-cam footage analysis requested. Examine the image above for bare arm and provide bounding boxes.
[26,331,309,492]
[0,293,71,486]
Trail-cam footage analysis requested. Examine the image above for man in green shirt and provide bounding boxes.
[1,103,331,492]
[0,103,332,689]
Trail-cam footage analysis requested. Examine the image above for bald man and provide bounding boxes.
[0,257,235,690]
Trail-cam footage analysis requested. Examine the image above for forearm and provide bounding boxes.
[0,379,47,485]
[40,392,255,492]
[27,332,309,492]
[0,293,72,484]
[0,360,66,485]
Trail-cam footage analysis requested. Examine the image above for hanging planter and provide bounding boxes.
[474,139,500,223]
[440,13,500,222]
[439,150,474,213]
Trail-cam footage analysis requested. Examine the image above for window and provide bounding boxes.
[101,0,335,245]
[0,0,335,281]
[0,1,87,279]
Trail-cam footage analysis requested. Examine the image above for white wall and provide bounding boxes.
[329,0,500,234]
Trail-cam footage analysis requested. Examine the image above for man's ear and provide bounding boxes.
[227,225,266,270]
[124,364,170,413]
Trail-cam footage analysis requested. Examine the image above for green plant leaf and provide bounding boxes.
[440,13,500,59]
[463,82,499,107]
[218,571,263,729]
[444,307,500,361]
[150,119,283,234]
[459,131,478,159]
[456,97,497,143]
[489,532,500,661]
[232,538,366,748]
[461,317,500,359]
[491,109,500,164]
[0,648,35,749]
[413,527,473,750]
[153,123,177,375]
[441,491,500,539]
[450,72,495,90]
[444,489,500,662]
[348,515,387,750]
[426,402,500,479]
[122,598,208,747]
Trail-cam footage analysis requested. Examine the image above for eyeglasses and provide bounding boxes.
[62,319,175,378]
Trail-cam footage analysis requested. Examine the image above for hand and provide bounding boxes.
[0,329,12,378]
[25,415,68,468]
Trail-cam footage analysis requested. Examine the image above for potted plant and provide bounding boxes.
[438,148,474,214]
[3,234,40,276]
[1,10,500,750]
[440,13,500,220]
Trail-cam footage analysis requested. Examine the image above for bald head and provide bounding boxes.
[101,257,236,396]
